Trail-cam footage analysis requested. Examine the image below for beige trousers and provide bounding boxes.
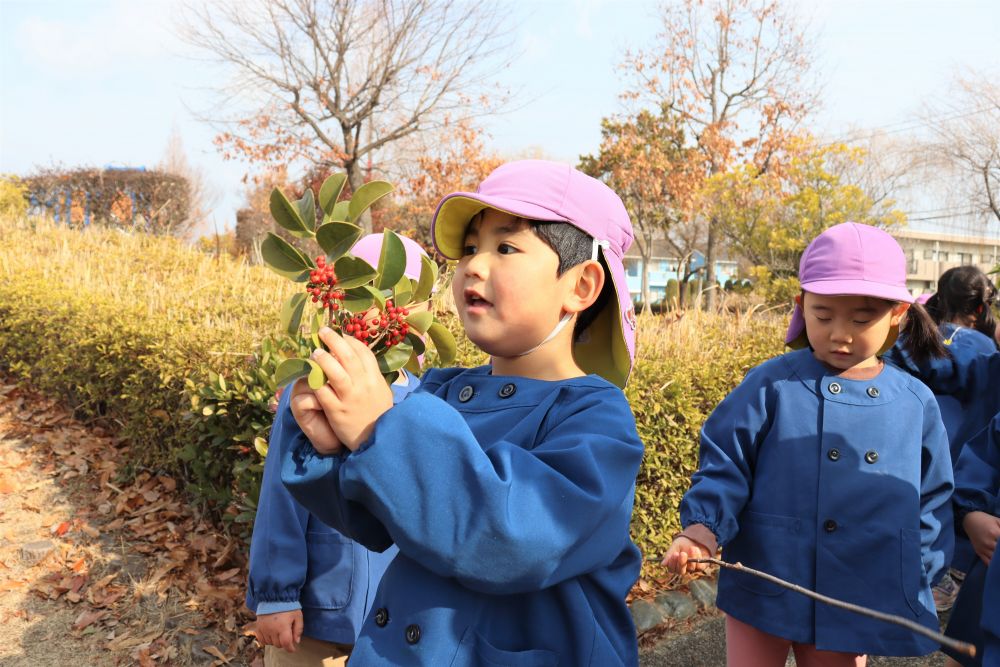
[263,636,352,667]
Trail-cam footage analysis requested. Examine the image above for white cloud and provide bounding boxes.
[13,0,180,76]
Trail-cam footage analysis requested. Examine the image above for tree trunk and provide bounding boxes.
[345,160,373,234]
[703,216,717,311]
[641,249,652,314]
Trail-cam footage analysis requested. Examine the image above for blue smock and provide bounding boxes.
[680,348,953,656]
[281,366,645,666]
[246,373,418,643]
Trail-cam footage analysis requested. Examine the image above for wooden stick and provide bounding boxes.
[689,558,975,658]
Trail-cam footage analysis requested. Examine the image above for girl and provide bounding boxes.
[887,266,998,610]
[664,222,954,666]
[279,161,644,666]
[247,234,428,666]
[943,411,1000,667]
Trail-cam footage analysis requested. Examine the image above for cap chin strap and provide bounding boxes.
[514,238,609,358]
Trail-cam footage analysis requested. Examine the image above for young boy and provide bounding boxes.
[280,160,644,665]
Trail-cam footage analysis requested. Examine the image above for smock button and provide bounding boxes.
[827,449,840,461]
[405,624,421,645]
[374,607,388,627]
[499,383,516,398]
[828,382,842,394]
[865,450,879,464]
[867,386,880,398]
[458,386,474,403]
[824,519,838,533]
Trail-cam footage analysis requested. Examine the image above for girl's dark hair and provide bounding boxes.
[528,220,612,339]
[898,301,948,363]
[924,266,998,345]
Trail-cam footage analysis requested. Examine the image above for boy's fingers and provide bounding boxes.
[311,346,352,396]
[290,391,322,413]
[344,334,381,377]
[319,328,364,381]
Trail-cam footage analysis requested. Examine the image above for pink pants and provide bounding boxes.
[725,615,868,667]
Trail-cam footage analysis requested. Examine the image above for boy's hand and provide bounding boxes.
[309,327,394,452]
[662,536,711,575]
[290,379,343,455]
[255,609,303,652]
[963,511,1000,564]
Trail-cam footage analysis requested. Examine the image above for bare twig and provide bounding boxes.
[690,558,976,657]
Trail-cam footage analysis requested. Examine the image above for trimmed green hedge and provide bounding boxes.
[0,217,784,570]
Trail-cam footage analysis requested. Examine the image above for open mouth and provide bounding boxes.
[464,289,492,309]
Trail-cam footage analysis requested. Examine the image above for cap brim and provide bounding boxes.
[574,248,635,389]
[800,279,914,304]
[431,193,571,259]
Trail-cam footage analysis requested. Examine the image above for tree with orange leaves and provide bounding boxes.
[623,0,817,309]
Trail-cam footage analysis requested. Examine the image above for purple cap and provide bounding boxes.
[786,222,913,346]
[430,160,637,388]
[916,292,933,305]
[351,233,428,281]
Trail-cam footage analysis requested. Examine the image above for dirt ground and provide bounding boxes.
[0,380,261,666]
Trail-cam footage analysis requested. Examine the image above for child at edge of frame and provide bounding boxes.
[246,234,430,667]
[279,160,645,666]
[664,222,955,667]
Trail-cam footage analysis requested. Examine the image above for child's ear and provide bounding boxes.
[563,260,605,315]
[891,302,911,327]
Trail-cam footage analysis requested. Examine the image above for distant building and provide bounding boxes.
[894,228,1000,295]
[623,239,738,303]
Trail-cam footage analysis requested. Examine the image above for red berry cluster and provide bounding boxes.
[307,256,344,311]
[342,300,411,347]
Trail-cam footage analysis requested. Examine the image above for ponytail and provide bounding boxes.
[898,302,947,363]
[926,266,999,347]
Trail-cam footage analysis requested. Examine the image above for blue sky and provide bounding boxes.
[1,0,999,238]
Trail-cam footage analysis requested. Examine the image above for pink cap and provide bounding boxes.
[915,292,933,305]
[430,160,636,388]
[786,222,913,346]
[350,233,428,281]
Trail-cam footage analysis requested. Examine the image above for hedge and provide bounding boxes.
[0,216,784,573]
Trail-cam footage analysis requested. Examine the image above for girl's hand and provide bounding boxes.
[309,327,394,451]
[662,536,711,575]
[289,379,343,455]
[963,511,1000,564]
[255,609,303,651]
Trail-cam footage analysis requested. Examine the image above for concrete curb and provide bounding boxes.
[630,577,719,635]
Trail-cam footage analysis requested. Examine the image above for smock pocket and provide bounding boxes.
[453,629,557,667]
[725,510,801,597]
[299,531,354,610]
[900,528,925,616]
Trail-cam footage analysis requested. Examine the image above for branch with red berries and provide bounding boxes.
[260,173,456,389]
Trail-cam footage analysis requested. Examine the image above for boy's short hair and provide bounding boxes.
[530,220,613,340]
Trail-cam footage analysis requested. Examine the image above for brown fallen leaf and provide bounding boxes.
[72,608,108,631]
[203,645,231,664]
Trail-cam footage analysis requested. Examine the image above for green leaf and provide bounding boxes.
[366,285,387,309]
[280,292,309,336]
[315,222,363,262]
[307,359,327,390]
[261,233,314,281]
[341,287,375,313]
[405,331,426,356]
[274,358,311,387]
[254,436,269,458]
[375,229,407,290]
[377,341,412,374]
[297,189,316,233]
[330,201,351,223]
[319,173,347,216]
[413,255,438,303]
[392,274,413,307]
[334,256,377,289]
[403,351,422,376]
[404,311,433,333]
[269,188,311,238]
[428,321,457,365]
[310,309,324,350]
[348,181,394,221]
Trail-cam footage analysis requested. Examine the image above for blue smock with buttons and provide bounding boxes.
[952,412,1000,666]
[680,348,954,656]
[245,373,418,644]
[280,365,645,666]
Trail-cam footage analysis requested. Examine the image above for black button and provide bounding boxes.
[867,386,880,398]
[824,519,838,533]
[828,382,842,395]
[458,386,474,402]
[499,383,516,398]
[405,624,421,645]
[864,450,879,464]
[827,449,840,461]
[374,607,388,627]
